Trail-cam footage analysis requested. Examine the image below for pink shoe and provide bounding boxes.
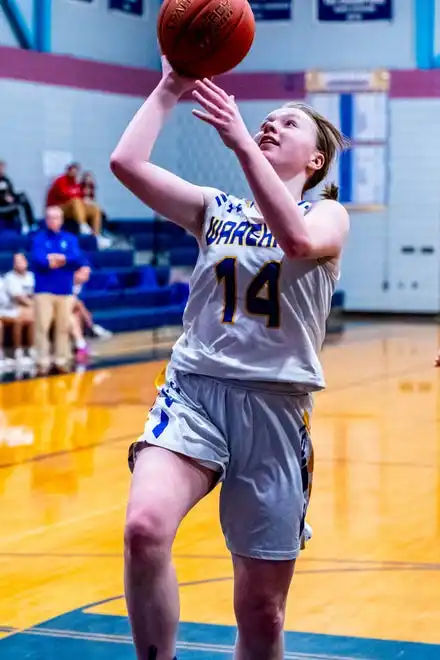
[75,346,90,363]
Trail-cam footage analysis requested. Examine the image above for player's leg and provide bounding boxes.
[126,369,228,660]
[232,555,295,660]
[125,445,217,660]
[220,387,314,660]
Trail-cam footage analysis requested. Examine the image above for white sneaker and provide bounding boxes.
[97,235,112,249]
[80,223,93,235]
[14,348,33,367]
[92,324,113,339]
[1,357,16,372]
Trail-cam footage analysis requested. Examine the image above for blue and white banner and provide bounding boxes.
[109,0,143,16]
[307,91,389,206]
[318,0,392,22]
[249,0,292,21]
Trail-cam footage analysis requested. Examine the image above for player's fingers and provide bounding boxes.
[192,108,225,127]
[195,80,229,108]
[192,90,230,119]
[202,77,230,101]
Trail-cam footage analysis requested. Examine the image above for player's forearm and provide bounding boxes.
[110,78,179,168]
[235,140,311,258]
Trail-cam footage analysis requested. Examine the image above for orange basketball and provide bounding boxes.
[158,0,255,79]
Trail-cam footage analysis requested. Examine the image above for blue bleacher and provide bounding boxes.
[108,218,197,254]
[79,261,188,332]
[0,224,189,331]
[0,217,345,335]
[0,228,98,254]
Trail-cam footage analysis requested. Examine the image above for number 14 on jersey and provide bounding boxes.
[215,257,281,328]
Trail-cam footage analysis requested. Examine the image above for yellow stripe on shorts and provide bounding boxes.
[154,365,167,390]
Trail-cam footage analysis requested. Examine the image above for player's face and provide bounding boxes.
[255,108,321,181]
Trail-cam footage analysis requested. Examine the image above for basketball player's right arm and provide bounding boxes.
[110,63,216,239]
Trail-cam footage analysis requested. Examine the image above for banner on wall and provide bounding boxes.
[306,70,390,210]
[109,0,143,16]
[249,0,292,21]
[317,0,392,22]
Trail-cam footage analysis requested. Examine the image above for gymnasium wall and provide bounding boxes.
[2,0,440,312]
[238,2,416,72]
[0,1,421,70]
[0,0,160,67]
[0,0,32,48]
[0,76,152,219]
[172,71,440,314]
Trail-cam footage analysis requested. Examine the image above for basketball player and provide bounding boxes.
[111,56,349,660]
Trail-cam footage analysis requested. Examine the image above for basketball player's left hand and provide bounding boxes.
[192,79,253,151]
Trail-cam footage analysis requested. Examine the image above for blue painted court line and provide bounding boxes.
[1,608,439,659]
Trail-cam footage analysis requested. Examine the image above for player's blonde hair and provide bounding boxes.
[284,102,349,201]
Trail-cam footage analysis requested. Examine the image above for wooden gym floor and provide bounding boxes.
[1,321,440,659]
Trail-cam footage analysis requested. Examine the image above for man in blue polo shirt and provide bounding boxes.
[31,205,89,374]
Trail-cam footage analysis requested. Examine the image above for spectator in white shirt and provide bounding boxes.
[0,278,15,369]
[2,253,35,365]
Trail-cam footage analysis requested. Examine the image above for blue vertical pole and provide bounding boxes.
[34,0,51,52]
[415,0,435,69]
[0,0,33,49]
[339,94,353,205]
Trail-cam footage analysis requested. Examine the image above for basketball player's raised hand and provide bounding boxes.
[192,79,253,152]
[160,54,197,97]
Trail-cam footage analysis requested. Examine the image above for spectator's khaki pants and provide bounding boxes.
[60,198,102,235]
[35,294,74,369]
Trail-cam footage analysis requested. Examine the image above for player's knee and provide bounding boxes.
[124,509,172,565]
[235,595,285,645]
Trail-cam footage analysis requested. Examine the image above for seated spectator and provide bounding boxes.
[0,278,16,370]
[81,171,108,229]
[70,267,112,362]
[80,171,96,205]
[80,171,112,246]
[0,160,35,233]
[2,253,35,366]
[71,265,91,361]
[31,205,89,375]
[46,163,102,237]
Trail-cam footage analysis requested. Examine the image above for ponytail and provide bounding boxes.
[321,183,339,201]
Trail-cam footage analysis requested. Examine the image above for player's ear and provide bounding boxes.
[308,151,325,173]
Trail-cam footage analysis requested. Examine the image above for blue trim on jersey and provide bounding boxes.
[298,201,312,214]
[215,193,228,208]
[339,94,353,204]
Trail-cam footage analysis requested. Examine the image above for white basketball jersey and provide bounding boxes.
[170,191,338,391]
